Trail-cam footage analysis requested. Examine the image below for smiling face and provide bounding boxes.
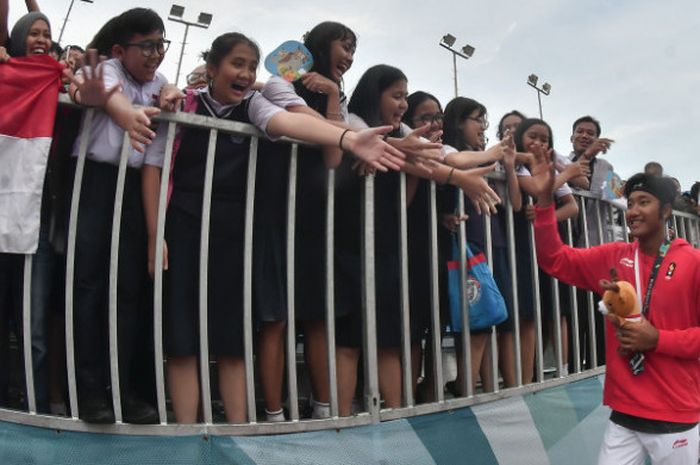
[571,121,598,155]
[114,30,166,84]
[459,109,487,150]
[328,37,355,82]
[411,98,443,140]
[379,80,408,129]
[208,43,258,105]
[625,191,670,239]
[522,123,551,153]
[25,19,51,56]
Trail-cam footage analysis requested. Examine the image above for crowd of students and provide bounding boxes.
[0,2,696,432]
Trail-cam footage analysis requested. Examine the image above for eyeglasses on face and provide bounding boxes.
[414,112,444,125]
[124,39,171,57]
[467,116,489,129]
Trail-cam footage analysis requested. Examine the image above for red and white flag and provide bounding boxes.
[0,55,63,253]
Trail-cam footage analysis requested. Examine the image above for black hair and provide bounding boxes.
[293,21,356,116]
[402,91,442,129]
[49,41,63,57]
[644,161,663,175]
[205,32,260,69]
[624,173,677,208]
[572,115,601,137]
[348,64,407,130]
[690,182,700,204]
[513,118,554,152]
[87,8,164,57]
[442,97,487,151]
[496,110,526,140]
[88,8,164,56]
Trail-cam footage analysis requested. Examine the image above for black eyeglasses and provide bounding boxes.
[467,116,489,129]
[124,39,171,57]
[414,112,444,125]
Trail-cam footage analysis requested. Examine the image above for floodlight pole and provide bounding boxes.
[169,16,210,86]
[58,0,93,44]
[439,40,474,99]
[527,78,551,119]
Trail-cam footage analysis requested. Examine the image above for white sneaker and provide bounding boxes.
[265,408,286,422]
[311,400,330,419]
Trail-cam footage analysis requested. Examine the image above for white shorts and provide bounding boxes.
[598,420,699,465]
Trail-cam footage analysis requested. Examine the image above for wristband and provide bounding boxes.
[339,129,351,150]
[445,167,455,185]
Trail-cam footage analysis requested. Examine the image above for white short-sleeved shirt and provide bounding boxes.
[72,58,169,168]
[263,75,349,121]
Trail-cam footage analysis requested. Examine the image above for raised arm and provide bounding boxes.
[25,0,39,12]
[0,0,8,47]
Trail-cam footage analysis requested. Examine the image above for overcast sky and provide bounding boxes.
[12,0,700,189]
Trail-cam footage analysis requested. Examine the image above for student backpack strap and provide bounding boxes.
[167,89,199,204]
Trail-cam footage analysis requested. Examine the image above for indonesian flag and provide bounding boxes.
[0,55,63,253]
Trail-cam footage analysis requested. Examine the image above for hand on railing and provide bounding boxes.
[344,126,406,172]
[441,213,469,233]
[453,164,501,215]
[147,238,169,278]
[159,83,185,112]
[120,106,161,153]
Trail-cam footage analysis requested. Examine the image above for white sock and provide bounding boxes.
[265,408,285,422]
[311,400,330,419]
[562,363,569,376]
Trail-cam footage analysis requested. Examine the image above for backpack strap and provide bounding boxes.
[166,89,199,204]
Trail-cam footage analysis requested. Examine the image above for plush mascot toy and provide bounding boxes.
[598,268,641,325]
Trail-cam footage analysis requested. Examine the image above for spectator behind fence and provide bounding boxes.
[66,7,171,424]
[514,118,579,381]
[437,97,520,395]
[156,32,407,424]
[644,161,663,177]
[259,21,357,421]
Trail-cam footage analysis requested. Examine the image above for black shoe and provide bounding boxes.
[80,393,115,424]
[122,397,159,424]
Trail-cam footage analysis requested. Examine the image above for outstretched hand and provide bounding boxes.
[527,144,556,207]
[124,106,161,153]
[345,125,406,172]
[68,49,120,107]
[159,83,185,112]
[388,124,443,166]
[454,163,501,215]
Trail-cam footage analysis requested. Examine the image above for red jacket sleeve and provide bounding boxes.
[656,328,700,359]
[534,205,624,295]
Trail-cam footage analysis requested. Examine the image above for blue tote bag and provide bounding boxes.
[447,236,508,332]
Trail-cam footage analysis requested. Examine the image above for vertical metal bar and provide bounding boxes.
[397,173,413,407]
[679,216,688,241]
[483,207,498,392]
[505,198,522,386]
[153,122,177,424]
[428,182,444,402]
[456,194,472,397]
[595,199,605,245]
[607,203,616,242]
[65,109,94,420]
[672,215,679,239]
[243,137,259,423]
[565,218,581,374]
[527,197,544,383]
[22,255,35,413]
[107,133,132,423]
[551,275,563,377]
[580,198,598,368]
[198,129,218,425]
[285,144,300,421]
[325,169,339,417]
[362,175,380,419]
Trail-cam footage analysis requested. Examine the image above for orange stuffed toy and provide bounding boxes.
[598,268,641,325]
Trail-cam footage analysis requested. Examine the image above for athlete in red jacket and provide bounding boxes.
[528,147,700,465]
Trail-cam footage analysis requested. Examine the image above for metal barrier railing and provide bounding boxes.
[2,95,699,435]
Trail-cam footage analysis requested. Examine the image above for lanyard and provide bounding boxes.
[629,239,670,376]
[633,239,671,317]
